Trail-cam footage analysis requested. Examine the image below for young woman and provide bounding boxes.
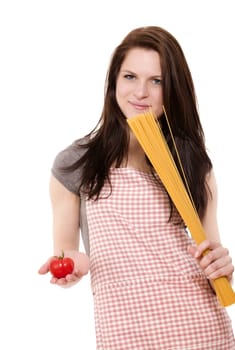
[39,26,235,349]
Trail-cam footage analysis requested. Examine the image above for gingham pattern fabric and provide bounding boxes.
[86,168,235,349]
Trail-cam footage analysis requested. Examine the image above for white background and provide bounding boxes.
[0,0,234,348]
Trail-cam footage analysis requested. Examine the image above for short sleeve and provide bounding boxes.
[51,139,86,195]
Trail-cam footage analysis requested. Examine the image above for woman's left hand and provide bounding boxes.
[188,240,234,282]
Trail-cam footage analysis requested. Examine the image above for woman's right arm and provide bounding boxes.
[38,174,90,286]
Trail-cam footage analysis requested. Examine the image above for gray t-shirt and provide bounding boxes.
[51,139,90,255]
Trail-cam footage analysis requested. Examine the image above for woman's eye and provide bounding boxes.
[124,74,135,80]
[152,78,162,85]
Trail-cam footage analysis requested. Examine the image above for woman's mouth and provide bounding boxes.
[129,101,151,111]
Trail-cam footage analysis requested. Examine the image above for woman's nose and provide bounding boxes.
[133,82,149,99]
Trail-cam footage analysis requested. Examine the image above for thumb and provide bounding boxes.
[38,261,50,275]
[187,245,197,257]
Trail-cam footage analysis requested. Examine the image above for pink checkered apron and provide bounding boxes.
[86,168,235,349]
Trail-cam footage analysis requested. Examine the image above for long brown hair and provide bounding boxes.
[66,26,212,220]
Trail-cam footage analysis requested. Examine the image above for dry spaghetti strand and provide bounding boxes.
[127,110,235,307]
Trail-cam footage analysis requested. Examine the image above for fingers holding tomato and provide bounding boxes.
[50,271,83,287]
[39,250,90,287]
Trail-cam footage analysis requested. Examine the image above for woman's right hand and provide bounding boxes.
[38,251,90,287]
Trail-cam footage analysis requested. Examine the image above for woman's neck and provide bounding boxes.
[124,134,151,172]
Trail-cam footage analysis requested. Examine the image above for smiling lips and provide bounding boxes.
[129,101,151,111]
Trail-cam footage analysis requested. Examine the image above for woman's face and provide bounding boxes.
[116,47,163,119]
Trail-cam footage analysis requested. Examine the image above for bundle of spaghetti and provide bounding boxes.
[127,109,235,307]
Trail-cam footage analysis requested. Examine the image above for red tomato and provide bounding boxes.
[49,251,74,278]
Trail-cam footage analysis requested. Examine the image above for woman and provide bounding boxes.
[39,26,235,349]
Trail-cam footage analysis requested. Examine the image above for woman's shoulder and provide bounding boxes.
[51,136,88,194]
[53,136,88,168]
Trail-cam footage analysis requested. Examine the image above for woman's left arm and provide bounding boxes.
[188,170,234,284]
